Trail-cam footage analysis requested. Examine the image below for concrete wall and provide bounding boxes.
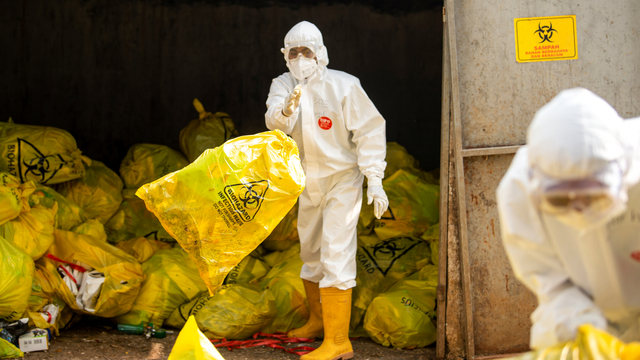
[0,0,443,172]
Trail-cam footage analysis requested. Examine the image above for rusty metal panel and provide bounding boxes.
[464,155,537,355]
[453,0,640,148]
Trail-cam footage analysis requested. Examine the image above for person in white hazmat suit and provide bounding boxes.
[265,21,388,360]
[497,87,640,350]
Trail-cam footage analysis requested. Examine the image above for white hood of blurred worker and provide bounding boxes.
[497,87,640,349]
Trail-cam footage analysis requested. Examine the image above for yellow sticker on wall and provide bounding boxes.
[514,15,578,63]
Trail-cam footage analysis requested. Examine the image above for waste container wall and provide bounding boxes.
[443,0,640,358]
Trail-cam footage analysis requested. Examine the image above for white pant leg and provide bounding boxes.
[319,170,364,290]
[298,187,325,283]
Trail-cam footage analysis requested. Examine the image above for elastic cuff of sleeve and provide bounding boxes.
[367,176,382,187]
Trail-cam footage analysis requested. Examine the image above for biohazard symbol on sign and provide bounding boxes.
[534,22,558,43]
[361,237,420,275]
[17,138,67,184]
[224,180,269,222]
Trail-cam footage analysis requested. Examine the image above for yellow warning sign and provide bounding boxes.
[514,15,578,63]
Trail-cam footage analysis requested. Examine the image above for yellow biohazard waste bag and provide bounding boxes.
[29,184,87,230]
[71,219,107,242]
[0,173,35,226]
[259,257,309,334]
[195,284,276,339]
[505,325,640,360]
[384,142,421,179]
[0,203,56,260]
[0,236,34,322]
[168,315,225,360]
[56,160,123,223]
[24,264,69,335]
[364,285,437,348]
[351,235,431,329]
[0,338,23,359]
[0,119,90,185]
[263,243,301,268]
[420,224,439,266]
[120,144,189,190]
[114,248,208,327]
[262,201,299,251]
[223,254,271,286]
[180,99,239,163]
[359,169,439,240]
[104,189,174,244]
[42,229,144,317]
[137,130,305,295]
[115,237,173,263]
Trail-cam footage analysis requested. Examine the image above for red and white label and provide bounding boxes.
[318,116,332,130]
[631,251,640,262]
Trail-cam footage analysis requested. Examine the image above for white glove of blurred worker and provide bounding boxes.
[367,176,389,219]
[282,84,302,116]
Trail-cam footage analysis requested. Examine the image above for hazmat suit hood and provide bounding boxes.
[527,87,640,190]
[282,21,329,80]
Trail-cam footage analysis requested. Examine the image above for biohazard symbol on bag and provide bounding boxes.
[223,181,269,222]
[17,139,74,184]
[359,237,422,276]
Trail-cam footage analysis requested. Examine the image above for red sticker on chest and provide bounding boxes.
[318,117,332,130]
[631,251,640,262]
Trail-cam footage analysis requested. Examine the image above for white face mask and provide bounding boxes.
[287,57,318,81]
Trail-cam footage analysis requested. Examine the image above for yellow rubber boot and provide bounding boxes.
[288,279,324,338]
[300,287,354,360]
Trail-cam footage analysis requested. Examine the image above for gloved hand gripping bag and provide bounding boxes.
[137,129,305,295]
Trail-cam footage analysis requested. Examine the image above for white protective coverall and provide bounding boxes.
[265,21,386,290]
[497,88,640,349]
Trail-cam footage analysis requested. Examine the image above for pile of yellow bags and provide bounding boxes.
[179,99,238,163]
[120,144,189,189]
[0,119,90,185]
[137,129,305,295]
[30,184,87,230]
[114,248,207,327]
[351,235,432,329]
[0,172,34,225]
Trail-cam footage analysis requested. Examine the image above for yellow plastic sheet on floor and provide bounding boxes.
[505,324,640,360]
[0,236,34,322]
[180,99,239,163]
[41,229,144,317]
[120,144,189,190]
[168,284,276,339]
[0,338,23,359]
[0,173,35,226]
[359,169,439,240]
[259,257,309,334]
[351,235,431,329]
[29,184,88,230]
[0,203,56,260]
[71,219,108,242]
[115,237,173,263]
[0,119,90,185]
[137,130,305,295]
[262,201,299,251]
[114,248,208,327]
[223,254,271,286]
[168,315,225,360]
[56,160,123,223]
[104,189,174,244]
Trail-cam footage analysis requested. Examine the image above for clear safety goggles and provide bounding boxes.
[281,46,316,60]
[530,163,624,215]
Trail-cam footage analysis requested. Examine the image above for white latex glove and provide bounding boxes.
[367,177,389,219]
[282,84,302,116]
